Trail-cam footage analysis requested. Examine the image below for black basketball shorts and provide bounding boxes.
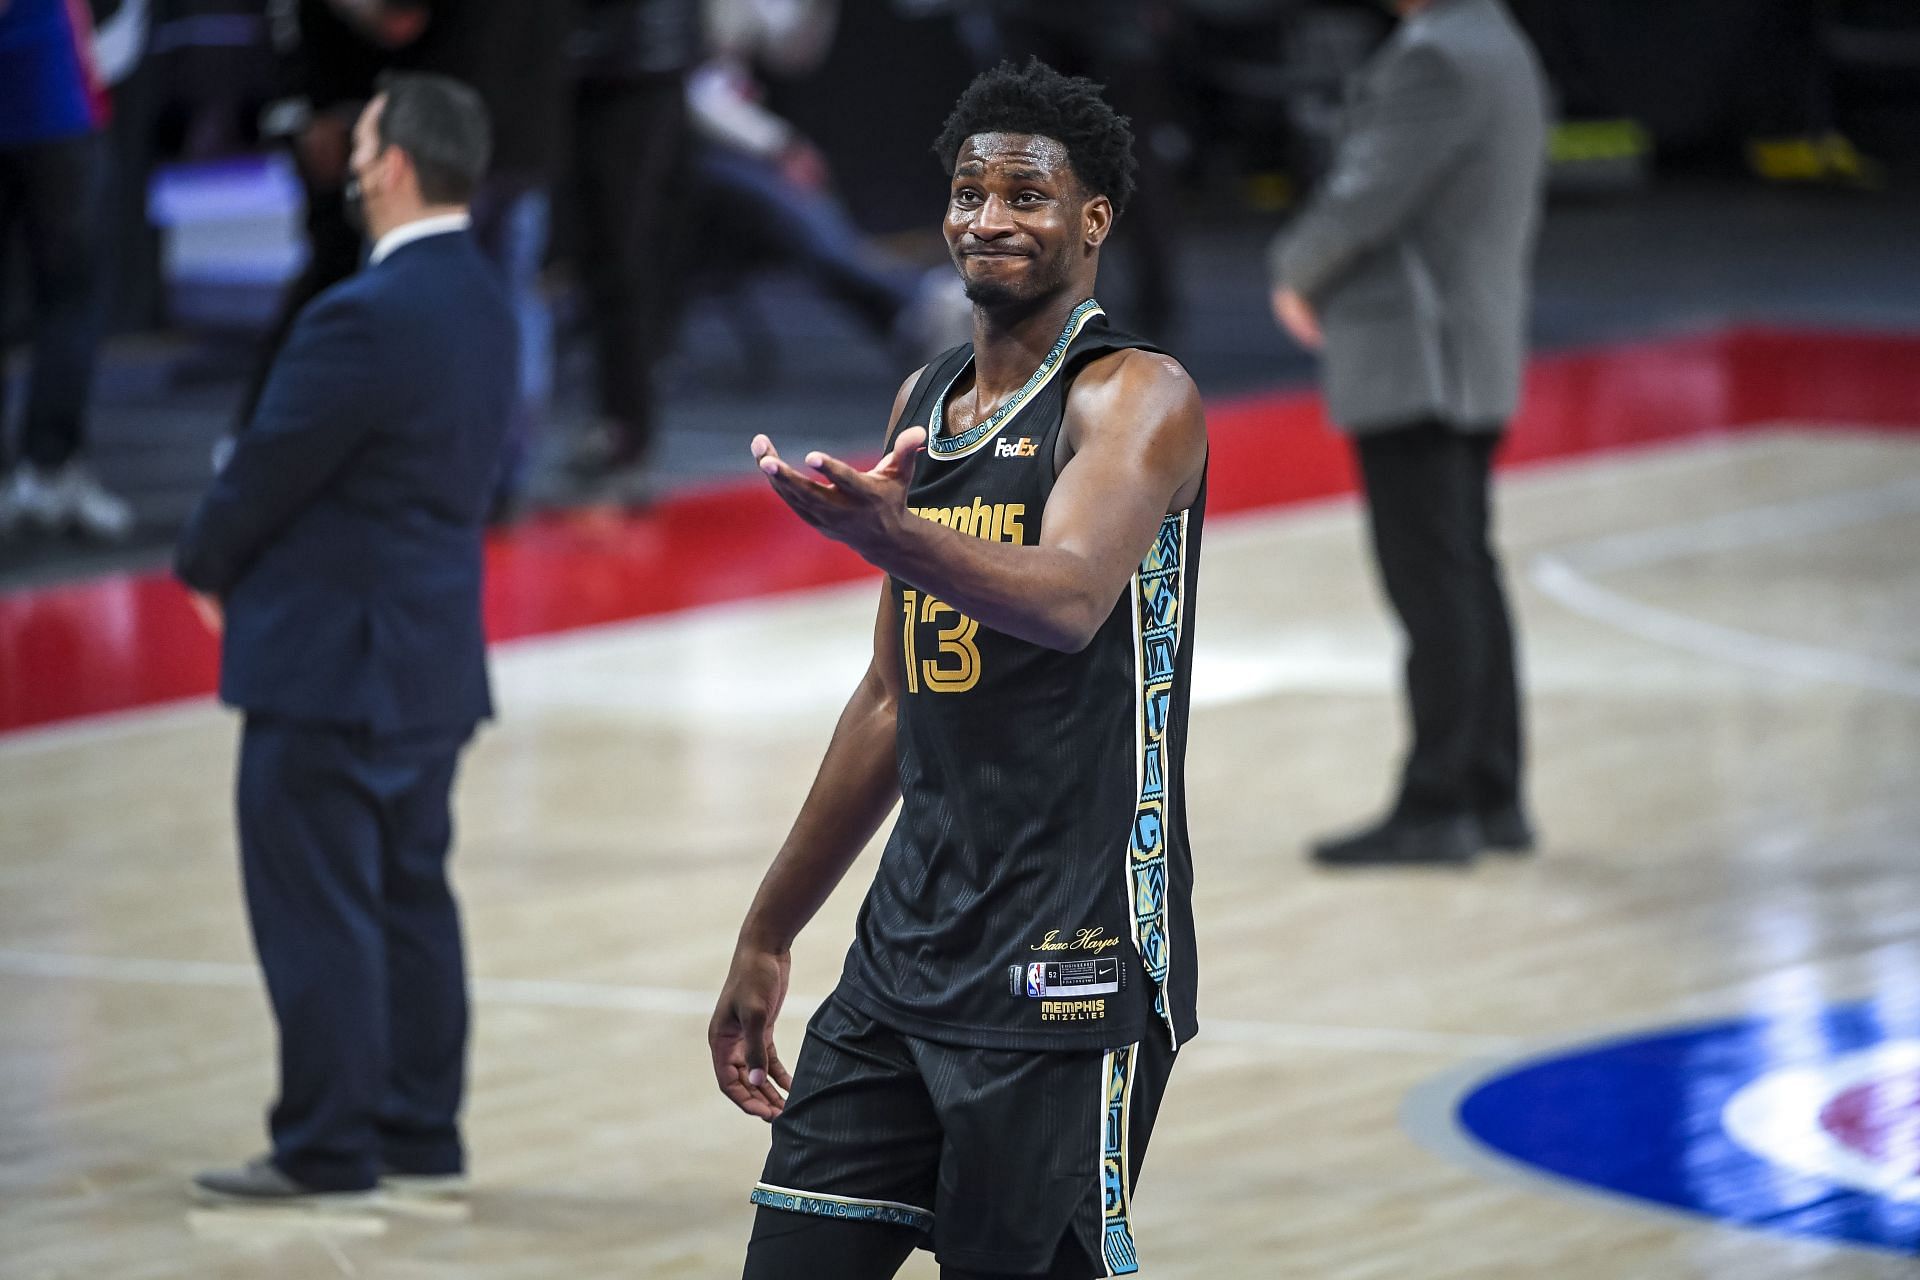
[750,990,1178,1276]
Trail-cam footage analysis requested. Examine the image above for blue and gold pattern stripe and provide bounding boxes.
[926,299,1104,461]
[1099,1044,1141,1276]
[1128,511,1187,1049]
[749,1182,934,1233]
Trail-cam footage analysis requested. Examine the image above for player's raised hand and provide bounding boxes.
[709,944,793,1121]
[750,428,928,560]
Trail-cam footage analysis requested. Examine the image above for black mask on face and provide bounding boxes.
[342,148,380,236]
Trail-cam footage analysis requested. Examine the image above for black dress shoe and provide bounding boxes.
[1478,806,1537,854]
[192,1156,374,1206]
[1310,813,1482,866]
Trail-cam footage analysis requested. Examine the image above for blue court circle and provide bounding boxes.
[1456,1001,1920,1254]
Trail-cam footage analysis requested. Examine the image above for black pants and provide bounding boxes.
[572,73,690,463]
[0,134,104,471]
[237,715,473,1191]
[1354,422,1524,822]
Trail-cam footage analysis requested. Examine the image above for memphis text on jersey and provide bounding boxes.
[908,498,1027,544]
[1040,998,1107,1022]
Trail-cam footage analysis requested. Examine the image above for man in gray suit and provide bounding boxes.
[1269,0,1548,865]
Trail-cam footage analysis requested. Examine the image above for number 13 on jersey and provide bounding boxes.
[900,589,982,694]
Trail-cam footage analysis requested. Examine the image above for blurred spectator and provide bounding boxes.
[236,0,428,431]
[566,0,702,496]
[241,2,568,517]
[91,0,162,332]
[1167,0,1393,199]
[0,0,134,541]
[1743,0,1881,187]
[411,1,570,516]
[1505,0,1889,185]
[685,0,969,380]
[1268,0,1547,866]
[964,0,1182,338]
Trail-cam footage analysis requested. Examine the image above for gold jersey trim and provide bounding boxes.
[924,299,1104,462]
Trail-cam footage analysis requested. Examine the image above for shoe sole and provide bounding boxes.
[191,1184,378,1210]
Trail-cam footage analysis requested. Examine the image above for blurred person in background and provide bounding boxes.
[1742,0,1881,187]
[244,1,567,520]
[411,0,569,518]
[89,0,173,335]
[684,0,970,381]
[237,0,428,431]
[178,73,515,1206]
[1268,0,1547,867]
[0,0,135,541]
[565,0,702,498]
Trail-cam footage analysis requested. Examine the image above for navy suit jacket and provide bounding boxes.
[176,230,517,733]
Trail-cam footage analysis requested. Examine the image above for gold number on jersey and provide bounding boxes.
[900,589,982,694]
[901,590,920,694]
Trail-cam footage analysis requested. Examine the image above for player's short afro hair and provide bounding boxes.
[933,57,1138,219]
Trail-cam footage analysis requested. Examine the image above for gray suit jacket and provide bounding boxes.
[1269,0,1548,434]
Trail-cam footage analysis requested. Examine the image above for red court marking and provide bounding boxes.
[3,326,1918,735]
[1819,1072,1920,1173]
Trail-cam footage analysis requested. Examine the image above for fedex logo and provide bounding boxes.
[994,436,1039,459]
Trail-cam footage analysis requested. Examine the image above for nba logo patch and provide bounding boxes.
[1722,1040,1920,1201]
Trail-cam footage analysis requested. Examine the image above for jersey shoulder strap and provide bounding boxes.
[1061,314,1167,376]
[887,345,974,450]
[886,311,1167,449]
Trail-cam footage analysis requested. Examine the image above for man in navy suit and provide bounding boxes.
[177,72,516,1205]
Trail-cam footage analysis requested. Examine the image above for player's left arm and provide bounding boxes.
[754,350,1205,652]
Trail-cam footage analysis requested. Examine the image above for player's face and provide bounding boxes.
[945,133,1110,310]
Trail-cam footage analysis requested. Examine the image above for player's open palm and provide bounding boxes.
[750,427,927,559]
[709,945,794,1120]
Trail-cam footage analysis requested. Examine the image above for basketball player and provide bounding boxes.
[709,59,1207,1280]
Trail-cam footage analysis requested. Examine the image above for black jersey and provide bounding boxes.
[838,299,1204,1052]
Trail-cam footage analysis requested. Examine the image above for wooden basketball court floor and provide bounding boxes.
[3,423,1918,1278]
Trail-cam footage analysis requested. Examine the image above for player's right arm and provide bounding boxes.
[708,370,921,1121]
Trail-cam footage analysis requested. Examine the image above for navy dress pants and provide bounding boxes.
[236,715,473,1191]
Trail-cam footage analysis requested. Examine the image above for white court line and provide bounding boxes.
[0,695,217,758]
[0,949,1512,1058]
[1530,477,1920,700]
[1550,474,1920,575]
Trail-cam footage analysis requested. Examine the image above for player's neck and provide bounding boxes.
[969,291,1091,400]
